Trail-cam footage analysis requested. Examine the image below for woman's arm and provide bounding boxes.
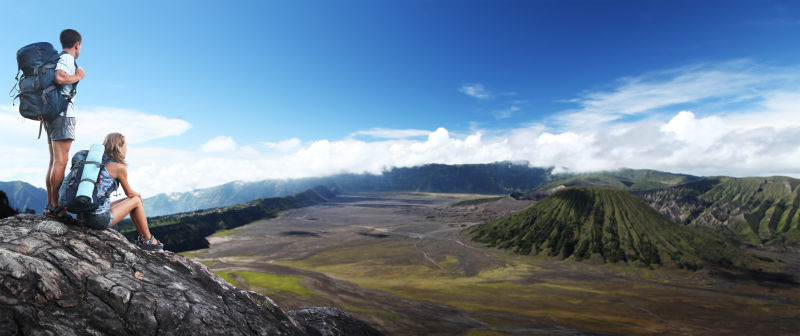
[108,162,140,198]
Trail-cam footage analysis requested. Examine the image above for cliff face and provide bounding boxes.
[0,214,382,336]
[635,177,800,245]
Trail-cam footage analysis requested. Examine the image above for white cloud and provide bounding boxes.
[78,106,191,144]
[350,128,431,139]
[201,136,237,152]
[459,83,490,99]
[121,104,798,198]
[0,105,190,193]
[262,138,303,152]
[12,104,800,198]
[4,61,800,198]
[492,106,520,120]
[557,60,800,129]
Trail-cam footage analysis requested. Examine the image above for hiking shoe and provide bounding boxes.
[42,205,59,218]
[44,205,76,224]
[136,235,164,250]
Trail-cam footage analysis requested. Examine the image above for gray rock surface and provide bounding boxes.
[289,307,383,336]
[0,214,381,336]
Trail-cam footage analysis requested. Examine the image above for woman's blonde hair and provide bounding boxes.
[103,132,126,165]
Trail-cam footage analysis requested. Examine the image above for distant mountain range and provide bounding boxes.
[143,178,331,217]
[0,181,46,214]
[142,161,552,216]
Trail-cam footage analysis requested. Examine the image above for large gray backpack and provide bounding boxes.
[11,42,77,138]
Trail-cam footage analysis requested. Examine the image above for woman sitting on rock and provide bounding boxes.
[82,132,163,250]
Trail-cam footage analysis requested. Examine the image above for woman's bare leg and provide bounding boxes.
[108,197,138,227]
[109,196,157,244]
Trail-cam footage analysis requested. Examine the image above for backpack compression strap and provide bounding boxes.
[55,51,78,135]
[8,69,20,101]
[78,160,102,184]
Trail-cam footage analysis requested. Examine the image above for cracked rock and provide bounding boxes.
[0,214,382,335]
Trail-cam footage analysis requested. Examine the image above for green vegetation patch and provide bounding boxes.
[215,270,318,298]
[210,228,240,238]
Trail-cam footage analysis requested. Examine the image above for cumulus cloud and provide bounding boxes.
[123,103,799,198]
[557,60,800,129]
[4,60,800,198]
[201,136,237,152]
[262,138,303,152]
[13,106,800,198]
[119,61,799,197]
[78,107,191,144]
[0,105,190,193]
[459,83,490,99]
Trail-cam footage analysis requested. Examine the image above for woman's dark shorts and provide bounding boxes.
[84,209,113,229]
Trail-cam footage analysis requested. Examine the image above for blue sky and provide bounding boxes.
[2,1,800,197]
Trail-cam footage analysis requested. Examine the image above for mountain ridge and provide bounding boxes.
[142,161,552,216]
[533,168,701,192]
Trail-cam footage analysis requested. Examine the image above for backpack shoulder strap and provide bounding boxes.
[99,155,120,201]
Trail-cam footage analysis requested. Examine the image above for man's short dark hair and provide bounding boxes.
[60,29,82,49]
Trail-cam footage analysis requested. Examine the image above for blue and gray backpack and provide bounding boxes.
[59,144,117,216]
[10,42,78,138]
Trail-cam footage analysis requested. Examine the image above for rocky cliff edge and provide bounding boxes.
[0,214,382,336]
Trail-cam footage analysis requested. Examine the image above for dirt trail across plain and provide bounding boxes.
[188,192,800,336]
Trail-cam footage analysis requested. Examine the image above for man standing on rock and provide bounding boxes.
[44,29,85,221]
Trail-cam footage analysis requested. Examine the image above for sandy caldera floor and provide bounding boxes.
[186,192,800,336]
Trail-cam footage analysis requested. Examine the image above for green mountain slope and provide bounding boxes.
[470,187,737,269]
[636,176,800,246]
[534,168,700,192]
